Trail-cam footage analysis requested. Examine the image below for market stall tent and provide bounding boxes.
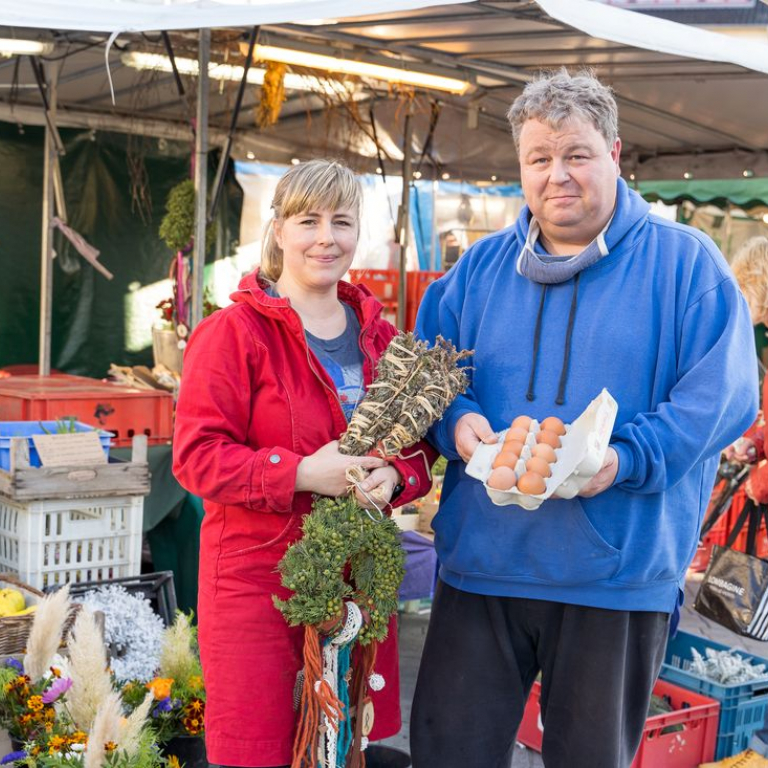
[1,0,768,373]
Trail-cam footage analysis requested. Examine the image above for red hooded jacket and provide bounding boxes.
[173,271,436,766]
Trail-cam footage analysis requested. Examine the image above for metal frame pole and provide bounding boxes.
[191,28,210,330]
[38,63,59,376]
[396,107,414,330]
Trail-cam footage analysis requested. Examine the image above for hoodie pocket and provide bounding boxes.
[435,483,620,586]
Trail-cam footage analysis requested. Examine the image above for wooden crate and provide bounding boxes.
[0,435,150,501]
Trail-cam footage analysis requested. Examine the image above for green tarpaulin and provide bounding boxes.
[0,122,242,376]
[639,178,768,210]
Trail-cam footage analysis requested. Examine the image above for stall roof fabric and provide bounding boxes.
[1,1,767,182]
[638,178,768,210]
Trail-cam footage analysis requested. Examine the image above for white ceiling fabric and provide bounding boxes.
[538,0,768,76]
[0,0,466,33]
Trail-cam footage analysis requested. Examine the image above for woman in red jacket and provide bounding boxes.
[173,160,435,768]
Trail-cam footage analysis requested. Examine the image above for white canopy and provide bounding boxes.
[0,0,467,33]
[1,0,767,79]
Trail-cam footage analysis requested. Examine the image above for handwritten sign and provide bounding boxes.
[31,432,107,467]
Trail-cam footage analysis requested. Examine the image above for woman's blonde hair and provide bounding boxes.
[260,159,363,282]
[732,236,768,324]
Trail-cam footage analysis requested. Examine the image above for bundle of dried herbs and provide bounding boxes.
[340,332,472,458]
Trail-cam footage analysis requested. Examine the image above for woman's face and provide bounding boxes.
[274,206,359,292]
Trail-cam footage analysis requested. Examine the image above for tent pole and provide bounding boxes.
[430,179,438,271]
[38,63,59,376]
[396,105,414,330]
[191,28,210,330]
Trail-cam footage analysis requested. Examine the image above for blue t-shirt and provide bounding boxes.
[305,303,365,422]
[264,286,364,421]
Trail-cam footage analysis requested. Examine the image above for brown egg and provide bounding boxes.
[511,415,533,431]
[517,471,546,496]
[493,450,519,470]
[531,443,558,463]
[505,426,529,444]
[536,430,562,449]
[501,440,525,459]
[487,466,517,490]
[540,416,566,436]
[526,456,552,478]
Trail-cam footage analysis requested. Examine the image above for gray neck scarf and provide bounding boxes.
[516,217,611,285]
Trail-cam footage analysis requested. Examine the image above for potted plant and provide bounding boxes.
[0,587,166,768]
[121,613,206,768]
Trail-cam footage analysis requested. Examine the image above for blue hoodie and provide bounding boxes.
[416,178,758,612]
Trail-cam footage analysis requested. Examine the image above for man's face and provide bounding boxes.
[518,116,621,252]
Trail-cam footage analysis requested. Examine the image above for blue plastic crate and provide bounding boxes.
[0,421,112,471]
[660,629,768,759]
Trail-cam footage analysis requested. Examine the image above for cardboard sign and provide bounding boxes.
[31,432,107,467]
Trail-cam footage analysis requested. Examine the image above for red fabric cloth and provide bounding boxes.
[748,377,768,504]
[173,271,436,766]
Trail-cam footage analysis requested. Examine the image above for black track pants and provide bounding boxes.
[410,580,671,768]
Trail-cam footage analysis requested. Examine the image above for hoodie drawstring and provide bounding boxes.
[526,274,581,405]
[556,272,581,406]
[526,285,548,402]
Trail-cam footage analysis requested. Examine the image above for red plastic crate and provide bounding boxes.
[0,375,173,448]
[405,271,445,331]
[348,269,400,302]
[518,678,719,767]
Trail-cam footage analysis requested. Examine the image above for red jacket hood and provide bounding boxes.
[230,268,384,329]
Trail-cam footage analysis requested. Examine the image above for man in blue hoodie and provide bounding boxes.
[411,70,758,768]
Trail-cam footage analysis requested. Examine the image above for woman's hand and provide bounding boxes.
[726,437,758,464]
[353,465,402,509]
[295,440,387,497]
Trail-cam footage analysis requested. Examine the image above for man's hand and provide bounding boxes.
[578,447,619,498]
[454,413,498,463]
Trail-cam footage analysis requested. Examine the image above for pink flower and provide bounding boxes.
[42,677,72,704]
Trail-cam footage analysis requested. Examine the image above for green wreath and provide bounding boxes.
[274,495,405,644]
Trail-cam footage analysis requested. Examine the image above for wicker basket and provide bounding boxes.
[0,575,82,656]
[0,574,45,656]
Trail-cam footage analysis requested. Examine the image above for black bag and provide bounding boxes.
[694,498,768,639]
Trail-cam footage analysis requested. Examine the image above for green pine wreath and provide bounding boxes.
[274,495,405,644]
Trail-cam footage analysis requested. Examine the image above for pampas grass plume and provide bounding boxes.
[119,692,153,757]
[24,584,71,682]
[159,612,197,680]
[83,691,122,768]
[68,608,113,731]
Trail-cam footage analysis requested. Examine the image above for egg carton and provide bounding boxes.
[466,388,618,510]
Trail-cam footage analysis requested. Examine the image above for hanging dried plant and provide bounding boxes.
[257,61,286,128]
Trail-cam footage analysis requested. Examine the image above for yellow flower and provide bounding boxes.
[146,677,174,700]
[69,731,87,745]
[49,667,61,678]
[188,676,203,690]
[27,695,43,712]
[30,746,41,757]
[167,756,181,768]
[104,742,117,753]
[3,683,12,694]
[43,707,56,721]
[186,698,204,714]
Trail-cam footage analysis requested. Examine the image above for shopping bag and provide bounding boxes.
[694,499,768,639]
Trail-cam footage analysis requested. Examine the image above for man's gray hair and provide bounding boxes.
[507,69,619,151]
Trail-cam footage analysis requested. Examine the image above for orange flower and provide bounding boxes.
[104,742,117,753]
[69,731,87,745]
[185,698,204,715]
[48,735,66,753]
[146,677,174,700]
[27,695,44,712]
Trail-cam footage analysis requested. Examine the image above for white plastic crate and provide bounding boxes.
[0,494,143,589]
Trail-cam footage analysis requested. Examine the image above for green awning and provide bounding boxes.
[638,178,768,210]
